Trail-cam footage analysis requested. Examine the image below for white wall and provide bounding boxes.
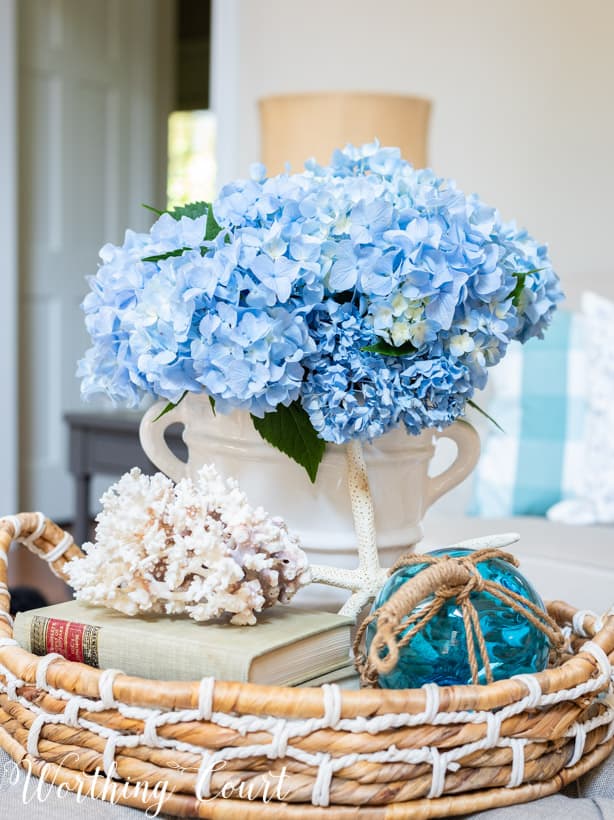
[220,0,614,306]
[0,0,18,514]
[17,0,174,519]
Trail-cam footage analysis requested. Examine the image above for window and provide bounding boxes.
[166,0,214,208]
[167,109,216,208]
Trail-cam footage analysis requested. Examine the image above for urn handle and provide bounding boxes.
[139,400,189,481]
[424,420,481,511]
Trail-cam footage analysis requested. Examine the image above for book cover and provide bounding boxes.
[14,600,352,685]
[298,664,360,689]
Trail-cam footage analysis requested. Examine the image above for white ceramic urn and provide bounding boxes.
[139,393,480,610]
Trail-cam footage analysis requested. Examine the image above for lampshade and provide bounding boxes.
[259,92,431,174]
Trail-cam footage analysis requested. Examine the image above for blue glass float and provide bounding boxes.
[365,548,550,689]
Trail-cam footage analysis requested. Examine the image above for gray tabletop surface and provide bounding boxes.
[1,748,613,819]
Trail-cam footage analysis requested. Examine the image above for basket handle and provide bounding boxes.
[0,514,84,644]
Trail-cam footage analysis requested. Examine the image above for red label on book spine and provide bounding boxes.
[48,619,83,661]
[30,616,100,668]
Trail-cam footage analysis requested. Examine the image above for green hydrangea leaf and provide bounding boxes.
[141,202,225,263]
[204,209,223,241]
[510,268,544,307]
[141,203,166,216]
[168,201,223,241]
[251,401,325,483]
[361,339,417,357]
[152,391,188,422]
[142,247,190,263]
[167,200,209,220]
[467,399,504,433]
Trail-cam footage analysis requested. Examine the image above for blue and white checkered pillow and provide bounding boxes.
[469,311,586,517]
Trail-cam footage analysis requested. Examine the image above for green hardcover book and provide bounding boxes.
[13,600,353,686]
[298,664,360,689]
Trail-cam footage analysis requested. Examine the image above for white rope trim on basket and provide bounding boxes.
[422,682,440,723]
[312,753,334,806]
[43,532,74,564]
[163,703,614,806]
[581,641,611,679]
[426,749,463,800]
[20,512,46,549]
[26,711,69,756]
[269,718,290,760]
[562,625,573,652]
[22,654,613,755]
[567,722,588,768]
[35,653,64,689]
[63,697,83,728]
[506,738,528,788]
[7,652,613,801]
[27,713,48,756]
[198,676,215,720]
[512,673,542,708]
[10,705,614,806]
[196,751,215,799]
[10,646,611,755]
[97,668,124,709]
[570,609,606,638]
[573,610,595,638]
[0,637,18,648]
[103,734,118,777]
[2,610,612,801]
[321,683,342,727]
[486,712,502,747]
[1,516,22,539]
[427,748,445,799]
[6,675,24,701]
[143,711,164,748]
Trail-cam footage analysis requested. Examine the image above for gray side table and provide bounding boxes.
[64,411,186,546]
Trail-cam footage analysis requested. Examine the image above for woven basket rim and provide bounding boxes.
[0,512,613,819]
[0,514,611,714]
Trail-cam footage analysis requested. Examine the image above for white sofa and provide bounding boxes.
[418,420,613,614]
[422,510,614,613]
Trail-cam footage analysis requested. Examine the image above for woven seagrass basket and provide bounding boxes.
[0,512,613,819]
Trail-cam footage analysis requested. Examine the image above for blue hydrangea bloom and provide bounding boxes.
[301,302,404,443]
[79,141,563,442]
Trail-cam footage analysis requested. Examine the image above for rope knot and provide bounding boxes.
[458,557,487,597]
[354,547,564,688]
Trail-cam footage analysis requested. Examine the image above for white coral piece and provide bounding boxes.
[66,466,311,625]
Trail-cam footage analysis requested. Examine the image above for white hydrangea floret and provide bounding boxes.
[66,466,311,625]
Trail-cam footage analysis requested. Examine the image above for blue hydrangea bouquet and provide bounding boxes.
[78,142,563,481]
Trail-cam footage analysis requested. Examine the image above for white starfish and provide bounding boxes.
[309,439,520,619]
